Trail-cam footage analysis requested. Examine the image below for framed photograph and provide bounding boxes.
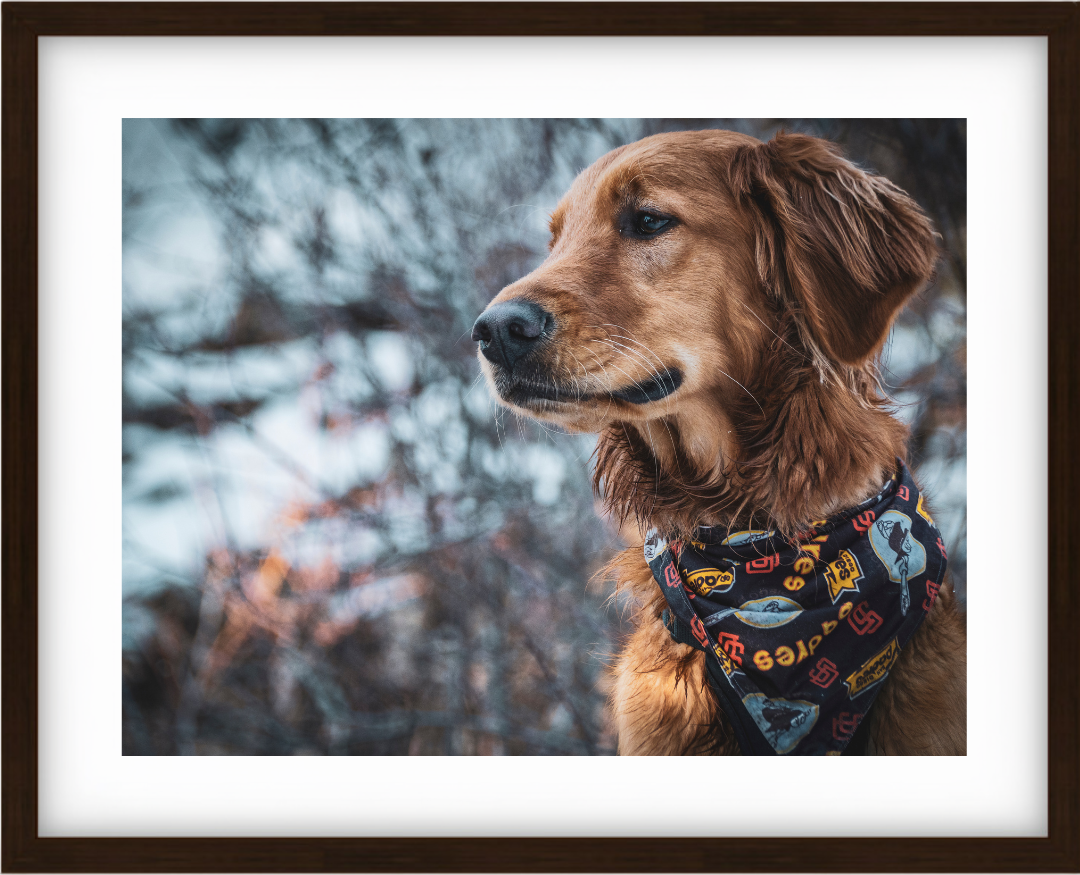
[4,3,1077,872]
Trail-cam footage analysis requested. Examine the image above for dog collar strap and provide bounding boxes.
[645,459,948,756]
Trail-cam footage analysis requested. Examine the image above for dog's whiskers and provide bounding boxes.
[595,339,667,391]
[598,324,671,377]
[716,367,765,417]
[735,301,807,362]
[590,325,669,386]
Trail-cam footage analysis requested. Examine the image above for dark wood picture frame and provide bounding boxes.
[3,3,1078,872]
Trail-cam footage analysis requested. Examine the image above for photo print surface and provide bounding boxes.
[122,119,966,756]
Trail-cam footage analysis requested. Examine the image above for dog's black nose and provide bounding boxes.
[471,300,553,372]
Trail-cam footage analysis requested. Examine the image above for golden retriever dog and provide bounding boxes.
[472,130,965,755]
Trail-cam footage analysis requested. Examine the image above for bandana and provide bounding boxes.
[645,459,947,756]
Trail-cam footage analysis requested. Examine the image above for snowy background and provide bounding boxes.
[122,119,966,755]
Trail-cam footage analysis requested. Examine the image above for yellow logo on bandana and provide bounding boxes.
[686,567,735,595]
[844,638,901,699]
[822,549,864,603]
[916,493,934,525]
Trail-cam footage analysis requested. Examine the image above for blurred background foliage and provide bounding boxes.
[122,119,965,755]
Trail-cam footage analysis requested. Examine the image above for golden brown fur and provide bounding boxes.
[474,129,966,755]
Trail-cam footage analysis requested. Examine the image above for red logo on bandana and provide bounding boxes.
[663,563,681,588]
[690,615,709,649]
[717,632,744,666]
[847,601,883,636]
[746,554,781,574]
[832,711,864,741]
[852,511,877,534]
[808,657,839,688]
[923,579,941,612]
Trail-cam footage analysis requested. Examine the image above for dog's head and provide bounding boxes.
[473,129,937,441]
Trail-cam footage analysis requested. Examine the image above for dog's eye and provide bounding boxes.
[634,211,671,236]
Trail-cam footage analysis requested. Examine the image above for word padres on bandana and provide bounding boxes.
[645,459,948,756]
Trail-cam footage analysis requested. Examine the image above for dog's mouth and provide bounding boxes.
[499,367,683,408]
[502,379,590,407]
[610,368,683,404]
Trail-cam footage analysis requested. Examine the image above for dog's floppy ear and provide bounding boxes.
[727,132,938,365]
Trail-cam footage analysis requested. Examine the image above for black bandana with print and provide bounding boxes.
[645,459,948,756]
